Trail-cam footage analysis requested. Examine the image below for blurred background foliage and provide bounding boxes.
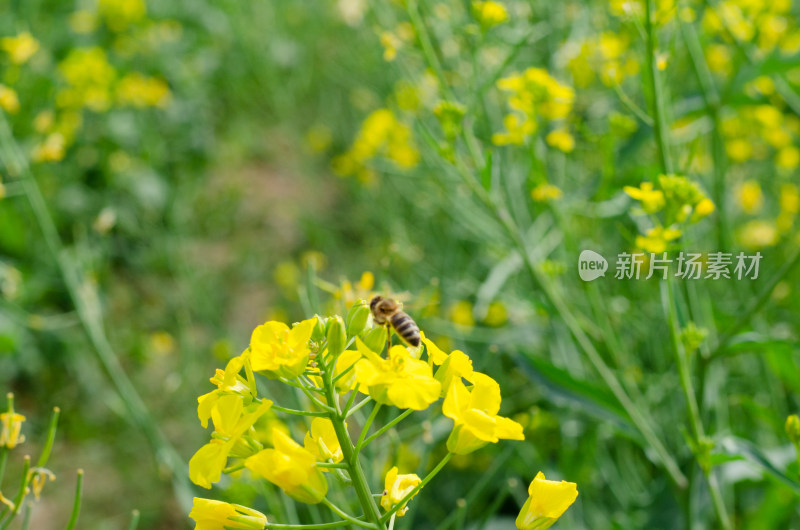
[1,0,800,528]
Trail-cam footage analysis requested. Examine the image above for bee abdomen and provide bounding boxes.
[391,312,421,347]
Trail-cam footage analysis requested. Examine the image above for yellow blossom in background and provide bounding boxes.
[483,301,508,327]
[333,109,420,179]
[246,429,328,504]
[303,418,343,464]
[737,180,764,214]
[446,300,474,328]
[69,11,99,34]
[354,340,441,410]
[32,133,66,163]
[0,410,25,449]
[249,317,317,379]
[692,198,715,222]
[776,145,800,170]
[738,220,779,249]
[33,110,55,133]
[99,0,147,32]
[546,128,575,152]
[635,226,682,253]
[0,32,39,64]
[380,466,421,517]
[531,183,563,202]
[705,44,732,77]
[472,1,508,29]
[0,85,19,114]
[492,113,536,145]
[149,331,175,355]
[443,373,524,454]
[515,472,579,529]
[116,73,171,108]
[189,498,267,530]
[58,47,116,112]
[624,182,665,213]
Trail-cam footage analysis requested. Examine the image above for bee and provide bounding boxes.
[369,295,421,348]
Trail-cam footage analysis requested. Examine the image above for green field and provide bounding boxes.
[2,0,800,528]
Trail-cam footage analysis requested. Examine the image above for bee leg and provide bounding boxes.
[385,324,392,354]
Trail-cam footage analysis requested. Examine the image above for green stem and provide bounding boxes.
[265,520,363,529]
[316,462,348,470]
[321,498,373,529]
[356,409,414,453]
[127,510,140,530]
[320,362,384,528]
[271,404,330,418]
[346,396,373,419]
[0,455,29,530]
[355,404,382,454]
[644,0,672,174]
[341,385,361,417]
[380,452,453,523]
[64,469,83,530]
[0,114,191,509]
[663,280,732,530]
[0,448,7,487]
[36,407,60,468]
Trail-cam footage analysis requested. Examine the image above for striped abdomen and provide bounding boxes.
[390,311,420,347]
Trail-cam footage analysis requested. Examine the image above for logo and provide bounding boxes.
[578,250,608,282]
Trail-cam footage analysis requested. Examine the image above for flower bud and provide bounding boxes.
[786,414,800,445]
[360,325,387,354]
[311,315,327,341]
[346,301,370,336]
[326,316,347,357]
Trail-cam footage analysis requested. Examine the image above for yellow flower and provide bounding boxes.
[492,114,536,146]
[354,339,441,410]
[32,133,66,163]
[0,85,19,114]
[531,183,563,202]
[423,334,474,397]
[197,354,252,428]
[99,0,147,32]
[303,418,343,464]
[442,373,524,454]
[624,182,665,213]
[58,47,116,112]
[380,466,421,517]
[116,73,171,108]
[189,400,272,489]
[635,226,681,253]
[515,472,579,529]
[776,145,800,170]
[472,1,508,29]
[0,411,25,449]
[545,129,575,152]
[738,220,778,249]
[246,429,328,504]
[691,198,716,222]
[0,32,39,65]
[448,300,475,328]
[189,498,267,530]
[737,180,763,214]
[249,317,317,379]
[69,11,99,34]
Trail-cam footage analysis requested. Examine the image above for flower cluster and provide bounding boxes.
[625,174,715,252]
[189,298,577,528]
[492,67,575,150]
[332,108,420,183]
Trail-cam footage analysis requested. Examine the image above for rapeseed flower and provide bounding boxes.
[515,472,578,529]
[197,354,252,428]
[545,129,575,152]
[635,226,682,253]
[189,498,267,530]
[0,410,25,449]
[380,466,421,517]
[443,373,524,454]
[354,339,441,410]
[249,317,317,379]
[32,133,66,163]
[624,182,665,213]
[116,73,171,108]
[0,32,39,64]
[189,400,272,489]
[0,85,19,114]
[422,334,474,396]
[303,418,343,464]
[531,184,563,202]
[246,429,328,504]
[738,220,779,249]
[737,181,764,214]
[472,1,508,29]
